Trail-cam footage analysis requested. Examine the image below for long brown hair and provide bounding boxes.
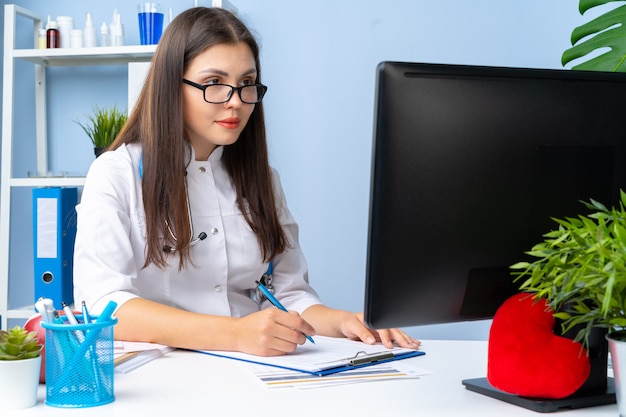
[110,7,287,269]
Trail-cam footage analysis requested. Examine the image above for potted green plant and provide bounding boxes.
[511,191,626,346]
[0,326,44,410]
[511,191,626,404]
[75,104,127,157]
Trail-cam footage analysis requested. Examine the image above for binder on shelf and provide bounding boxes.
[32,187,78,307]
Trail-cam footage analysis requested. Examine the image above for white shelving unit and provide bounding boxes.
[0,4,156,329]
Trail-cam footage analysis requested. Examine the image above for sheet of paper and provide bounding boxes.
[240,359,434,389]
[199,335,422,373]
[114,340,171,354]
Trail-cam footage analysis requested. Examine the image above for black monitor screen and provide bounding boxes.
[364,62,626,329]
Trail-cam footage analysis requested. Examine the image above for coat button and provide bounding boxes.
[214,285,222,292]
[211,228,219,235]
[199,167,206,173]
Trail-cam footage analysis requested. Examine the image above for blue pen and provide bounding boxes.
[95,300,118,323]
[255,280,315,344]
[81,300,92,323]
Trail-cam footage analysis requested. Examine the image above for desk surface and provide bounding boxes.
[9,340,618,416]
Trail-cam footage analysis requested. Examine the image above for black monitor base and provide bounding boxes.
[462,377,616,413]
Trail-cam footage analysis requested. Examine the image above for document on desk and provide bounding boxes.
[244,361,434,389]
[114,341,174,373]
[196,335,424,376]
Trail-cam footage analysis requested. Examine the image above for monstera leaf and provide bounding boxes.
[562,0,626,72]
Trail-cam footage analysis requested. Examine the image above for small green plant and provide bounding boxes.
[75,104,127,149]
[511,190,626,348]
[0,326,42,361]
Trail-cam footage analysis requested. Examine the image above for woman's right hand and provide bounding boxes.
[234,308,316,356]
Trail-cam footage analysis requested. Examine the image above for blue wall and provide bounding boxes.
[1,1,595,338]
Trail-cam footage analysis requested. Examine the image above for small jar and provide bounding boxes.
[70,29,83,48]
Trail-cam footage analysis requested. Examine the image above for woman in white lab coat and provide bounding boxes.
[73,7,419,356]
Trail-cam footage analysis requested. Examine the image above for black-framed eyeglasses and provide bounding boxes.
[182,79,268,104]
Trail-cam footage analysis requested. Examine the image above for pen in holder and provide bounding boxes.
[41,314,117,408]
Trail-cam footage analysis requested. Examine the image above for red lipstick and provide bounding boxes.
[216,117,240,129]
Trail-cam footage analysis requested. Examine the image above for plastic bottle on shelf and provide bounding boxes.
[46,16,60,48]
[38,28,47,49]
[110,9,125,47]
[100,22,111,47]
[56,16,74,48]
[83,12,97,48]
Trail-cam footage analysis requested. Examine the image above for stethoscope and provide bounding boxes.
[255,261,275,301]
[138,155,207,253]
[140,153,274,297]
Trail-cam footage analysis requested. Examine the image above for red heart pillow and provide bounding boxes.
[487,293,590,399]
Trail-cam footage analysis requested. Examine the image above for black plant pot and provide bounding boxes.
[557,324,609,397]
[94,147,106,158]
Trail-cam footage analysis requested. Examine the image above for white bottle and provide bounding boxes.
[110,9,125,47]
[56,15,74,48]
[113,21,125,47]
[83,12,97,48]
[100,22,110,47]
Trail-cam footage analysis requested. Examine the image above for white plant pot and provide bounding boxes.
[0,356,42,410]
[607,331,626,416]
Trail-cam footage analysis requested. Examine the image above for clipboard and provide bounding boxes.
[194,336,424,376]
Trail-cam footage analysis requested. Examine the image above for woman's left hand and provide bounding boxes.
[339,312,420,350]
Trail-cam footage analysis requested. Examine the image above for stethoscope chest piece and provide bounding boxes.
[255,262,274,302]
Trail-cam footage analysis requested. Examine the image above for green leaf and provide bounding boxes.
[562,3,626,72]
[611,317,626,326]
[554,312,571,320]
[588,198,609,212]
[579,0,626,14]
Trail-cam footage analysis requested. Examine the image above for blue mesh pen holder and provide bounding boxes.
[41,316,117,408]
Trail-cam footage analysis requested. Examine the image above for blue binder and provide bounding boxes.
[32,187,78,306]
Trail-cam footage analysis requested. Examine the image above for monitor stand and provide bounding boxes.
[462,377,616,413]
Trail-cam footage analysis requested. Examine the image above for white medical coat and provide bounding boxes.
[73,143,321,316]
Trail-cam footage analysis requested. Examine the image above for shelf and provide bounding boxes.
[10,177,86,188]
[7,305,36,320]
[1,4,156,330]
[12,45,157,66]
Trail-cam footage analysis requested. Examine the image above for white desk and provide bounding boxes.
[9,340,618,416]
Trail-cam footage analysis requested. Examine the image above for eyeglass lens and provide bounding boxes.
[204,84,265,104]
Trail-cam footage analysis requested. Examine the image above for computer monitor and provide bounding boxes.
[364,62,626,330]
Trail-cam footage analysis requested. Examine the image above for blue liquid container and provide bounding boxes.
[138,12,164,45]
